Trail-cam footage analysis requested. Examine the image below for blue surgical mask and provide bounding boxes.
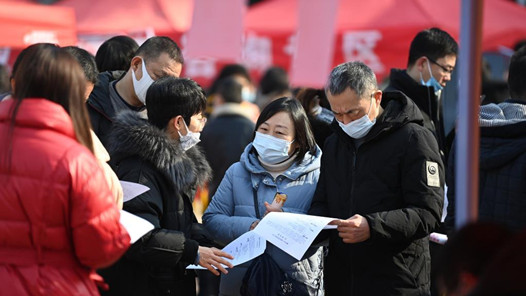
[338,97,376,139]
[420,60,443,95]
[252,132,294,164]
[242,87,256,103]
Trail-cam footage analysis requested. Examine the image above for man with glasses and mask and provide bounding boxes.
[385,27,457,166]
[87,36,184,149]
[309,61,444,295]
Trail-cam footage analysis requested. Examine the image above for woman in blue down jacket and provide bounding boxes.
[203,97,324,295]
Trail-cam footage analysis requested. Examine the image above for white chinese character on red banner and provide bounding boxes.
[242,32,272,71]
[283,34,297,56]
[184,58,217,79]
[342,31,384,73]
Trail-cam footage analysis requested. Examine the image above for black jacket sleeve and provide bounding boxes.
[120,165,199,267]
[366,127,444,244]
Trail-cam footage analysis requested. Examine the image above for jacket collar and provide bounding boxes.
[86,71,125,120]
[109,110,211,190]
[387,68,438,117]
[211,103,253,120]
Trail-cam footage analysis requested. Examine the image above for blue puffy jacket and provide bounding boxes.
[203,143,324,295]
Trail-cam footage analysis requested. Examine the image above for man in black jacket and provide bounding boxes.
[309,61,444,295]
[100,77,233,296]
[384,27,457,165]
[87,36,183,148]
[446,47,526,232]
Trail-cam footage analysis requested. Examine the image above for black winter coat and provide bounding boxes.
[309,91,444,296]
[100,111,213,296]
[446,117,526,232]
[385,69,448,165]
[86,71,125,148]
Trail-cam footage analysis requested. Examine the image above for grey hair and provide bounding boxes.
[326,61,378,98]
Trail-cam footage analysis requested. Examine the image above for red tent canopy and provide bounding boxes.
[0,1,77,47]
[245,0,526,83]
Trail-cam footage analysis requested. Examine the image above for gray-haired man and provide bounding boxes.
[309,61,444,295]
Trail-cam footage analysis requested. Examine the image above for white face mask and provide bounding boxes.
[131,59,155,105]
[178,119,201,151]
[252,132,294,164]
[242,87,256,103]
[338,96,376,139]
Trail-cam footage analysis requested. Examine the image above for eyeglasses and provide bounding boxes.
[427,57,455,74]
[196,116,207,125]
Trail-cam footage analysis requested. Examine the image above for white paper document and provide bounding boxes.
[120,181,150,202]
[253,212,338,260]
[187,231,267,270]
[119,210,155,244]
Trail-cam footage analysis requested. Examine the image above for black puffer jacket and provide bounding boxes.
[86,71,125,148]
[385,69,447,165]
[309,91,444,296]
[446,101,526,232]
[99,111,213,296]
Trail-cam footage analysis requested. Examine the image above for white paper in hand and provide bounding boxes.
[120,181,150,202]
[119,210,154,244]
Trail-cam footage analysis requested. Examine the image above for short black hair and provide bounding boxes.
[95,35,139,72]
[254,97,316,163]
[408,27,458,67]
[146,77,206,130]
[217,77,243,104]
[63,46,98,84]
[508,46,526,100]
[259,66,290,95]
[135,36,184,65]
[513,39,526,52]
[209,64,251,95]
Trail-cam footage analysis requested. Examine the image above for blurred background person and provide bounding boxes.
[296,87,334,150]
[95,35,139,73]
[206,64,259,123]
[255,66,291,110]
[0,64,9,100]
[446,46,526,233]
[65,45,124,209]
[0,43,130,295]
[203,97,324,296]
[434,222,513,296]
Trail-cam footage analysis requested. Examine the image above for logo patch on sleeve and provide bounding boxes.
[426,161,440,187]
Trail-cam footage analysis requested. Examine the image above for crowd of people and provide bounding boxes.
[0,26,525,296]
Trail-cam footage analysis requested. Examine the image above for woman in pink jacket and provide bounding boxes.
[0,43,130,295]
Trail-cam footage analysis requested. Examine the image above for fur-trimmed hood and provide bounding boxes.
[109,111,211,190]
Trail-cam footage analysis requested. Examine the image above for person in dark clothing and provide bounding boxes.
[95,35,139,73]
[384,27,458,165]
[87,36,183,148]
[296,87,334,150]
[200,77,255,198]
[100,77,233,296]
[309,61,444,296]
[63,46,99,100]
[446,47,526,233]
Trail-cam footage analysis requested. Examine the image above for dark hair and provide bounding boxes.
[0,64,9,93]
[135,36,184,65]
[259,66,289,95]
[95,35,139,72]
[209,64,251,95]
[146,77,207,129]
[217,77,243,104]
[296,88,327,116]
[9,43,93,156]
[513,39,526,52]
[326,61,378,97]
[408,27,458,67]
[63,46,98,84]
[435,222,513,295]
[254,97,316,162]
[508,46,526,100]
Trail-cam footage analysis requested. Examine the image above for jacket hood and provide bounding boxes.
[240,142,321,180]
[109,111,211,190]
[479,102,526,169]
[332,91,424,143]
